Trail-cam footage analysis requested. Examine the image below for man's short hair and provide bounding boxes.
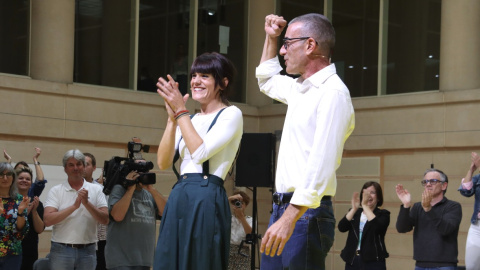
[423,168,448,194]
[290,13,335,57]
[62,149,85,168]
[83,152,96,167]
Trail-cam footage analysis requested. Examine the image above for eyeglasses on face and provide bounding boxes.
[282,37,317,50]
[0,172,14,178]
[421,179,445,186]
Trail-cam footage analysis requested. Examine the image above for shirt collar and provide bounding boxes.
[62,179,87,191]
[300,63,337,90]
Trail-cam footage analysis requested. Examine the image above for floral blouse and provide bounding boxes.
[0,194,29,257]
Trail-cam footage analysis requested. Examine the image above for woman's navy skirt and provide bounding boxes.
[153,173,231,270]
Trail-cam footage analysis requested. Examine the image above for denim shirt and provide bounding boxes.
[458,173,480,224]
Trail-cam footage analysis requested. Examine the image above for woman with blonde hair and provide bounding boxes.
[16,166,44,270]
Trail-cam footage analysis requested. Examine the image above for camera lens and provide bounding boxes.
[234,200,242,208]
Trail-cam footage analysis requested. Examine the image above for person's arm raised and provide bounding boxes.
[260,14,287,64]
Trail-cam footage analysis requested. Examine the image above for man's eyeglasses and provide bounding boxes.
[282,37,317,50]
[421,179,445,186]
[0,172,14,178]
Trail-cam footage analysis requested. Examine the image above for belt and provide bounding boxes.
[55,242,95,249]
[272,192,332,205]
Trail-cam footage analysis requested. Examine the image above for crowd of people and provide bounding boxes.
[0,11,478,270]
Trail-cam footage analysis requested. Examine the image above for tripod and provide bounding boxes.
[245,187,261,270]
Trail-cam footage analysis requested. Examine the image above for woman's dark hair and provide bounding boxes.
[190,52,236,105]
[360,181,384,207]
[14,161,29,170]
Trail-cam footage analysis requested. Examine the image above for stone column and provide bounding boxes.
[30,0,75,83]
[440,0,480,91]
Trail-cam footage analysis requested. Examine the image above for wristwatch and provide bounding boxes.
[18,212,25,217]
[34,161,40,165]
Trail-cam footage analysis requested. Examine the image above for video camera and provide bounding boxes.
[103,140,156,195]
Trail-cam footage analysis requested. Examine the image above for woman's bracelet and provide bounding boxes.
[175,111,190,121]
[174,109,189,119]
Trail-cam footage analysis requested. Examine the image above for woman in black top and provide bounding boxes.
[16,166,44,270]
[338,181,390,270]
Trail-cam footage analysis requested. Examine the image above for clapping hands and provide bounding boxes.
[351,191,360,211]
[395,184,411,208]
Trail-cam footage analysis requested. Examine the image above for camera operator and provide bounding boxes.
[228,190,252,270]
[104,163,166,270]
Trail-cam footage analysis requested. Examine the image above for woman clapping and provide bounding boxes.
[154,52,243,270]
[0,162,29,270]
[338,181,390,270]
[16,166,44,270]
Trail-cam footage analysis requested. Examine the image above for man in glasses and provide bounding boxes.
[396,168,462,270]
[256,13,355,270]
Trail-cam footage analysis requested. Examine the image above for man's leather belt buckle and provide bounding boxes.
[273,192,293,205]
[273,193,282,205]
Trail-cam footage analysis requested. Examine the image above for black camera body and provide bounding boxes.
[103,141,156,195]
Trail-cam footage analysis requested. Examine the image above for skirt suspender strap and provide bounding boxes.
[172,107,227,180]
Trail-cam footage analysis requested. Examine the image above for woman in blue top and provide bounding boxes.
[458,151,480,270]
[154,52,243,270]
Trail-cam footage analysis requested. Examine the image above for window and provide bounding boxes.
[73,0,247,102]
[280,0,441,97]
[197,0,247,102]
[74,0,134,89]
[333,0,380,97]
[138,0,190,94]
[386,0,440,94]
[0,0,29,76]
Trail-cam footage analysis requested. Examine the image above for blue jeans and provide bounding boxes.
[0,254,22,270]
[49,242,96,270]
[260,200,335,270]
[414,267,457,270]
